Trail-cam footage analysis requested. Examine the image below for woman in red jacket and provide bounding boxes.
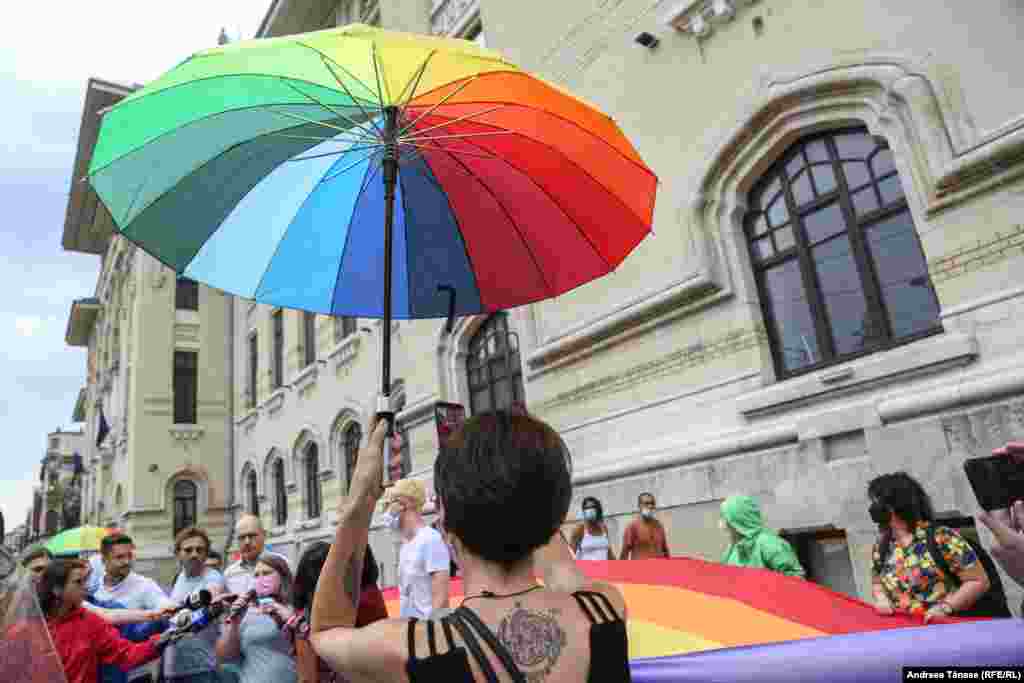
[39,559,171,683]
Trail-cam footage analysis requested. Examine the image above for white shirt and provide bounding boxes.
[578,529,611,561]
[91,571,175,681]
[398,526,451,620]
[224,551,291,596]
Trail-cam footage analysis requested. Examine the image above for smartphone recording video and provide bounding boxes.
[964,454,1024,511]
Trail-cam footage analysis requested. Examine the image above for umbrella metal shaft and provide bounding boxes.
[379,106,400,483]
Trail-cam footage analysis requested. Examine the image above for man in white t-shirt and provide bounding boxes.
[223,514,289,595]
[381,479,451,619]
[91,533,176,683]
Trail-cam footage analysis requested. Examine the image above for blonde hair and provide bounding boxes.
[385,478,427,512]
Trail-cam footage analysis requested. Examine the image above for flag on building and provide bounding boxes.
[96,407,110,447]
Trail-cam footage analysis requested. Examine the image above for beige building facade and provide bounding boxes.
[63,79,235,584]
[238,0,1024,610]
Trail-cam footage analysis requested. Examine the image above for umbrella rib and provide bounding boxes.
[288,144,386,163]
[399,104,505,141]
[371,42,392,110]
[401,131,519,143]
[270,132,378,145]
[278,79,382,141]
[395,76,482,138]
[268,109,374,139]
[329,162,382,315]
[320,149,383,185]
[393,50,436,113]
[420,145,556,300]
[439,134,617,274]
[400,142,499,160]
[317,54,386,137]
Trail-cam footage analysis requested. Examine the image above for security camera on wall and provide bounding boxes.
[634,32,660,49]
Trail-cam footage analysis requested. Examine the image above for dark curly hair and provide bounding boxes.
[867,472,935,527]
[435,411,573,569]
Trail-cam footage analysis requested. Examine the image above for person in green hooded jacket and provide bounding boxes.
[720,495,806,577]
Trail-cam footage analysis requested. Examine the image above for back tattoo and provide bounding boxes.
[497,604,567,683]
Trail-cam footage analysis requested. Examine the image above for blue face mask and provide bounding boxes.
[583,508,598,522]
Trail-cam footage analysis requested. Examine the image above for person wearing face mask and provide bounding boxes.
[380,478,451,619]
[571,497,614,560]
[719,496,805,578]
[216,554,297,683]
[620,493,670,560]
[868,472,998,623]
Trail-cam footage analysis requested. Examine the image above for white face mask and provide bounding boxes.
[381,502,404,532]
[640,508,655,520]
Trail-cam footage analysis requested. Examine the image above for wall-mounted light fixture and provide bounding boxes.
[634,31,660,49]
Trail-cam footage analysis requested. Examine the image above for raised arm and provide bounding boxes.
[310,419,387,634]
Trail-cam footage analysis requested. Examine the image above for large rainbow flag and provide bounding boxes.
[382,558,1024,679]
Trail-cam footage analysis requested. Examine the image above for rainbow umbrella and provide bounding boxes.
[44,526,120,555]
[87,24,656,440]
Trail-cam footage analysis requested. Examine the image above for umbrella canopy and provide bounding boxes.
[87,24,656,320]
[87,23,657,448]
[45,526,120,555]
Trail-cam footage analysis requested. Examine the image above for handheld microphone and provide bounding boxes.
[181,589,212,611]
[225,590,258,624]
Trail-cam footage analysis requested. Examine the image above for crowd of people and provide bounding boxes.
[7,413,1024,683]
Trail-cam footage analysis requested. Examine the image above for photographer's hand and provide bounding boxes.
[978,500,1024,587]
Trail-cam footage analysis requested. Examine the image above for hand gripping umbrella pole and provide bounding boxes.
[377,105,400,486]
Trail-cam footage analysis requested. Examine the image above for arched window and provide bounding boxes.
[274,458,288,527]
[305,444,322,519]
[247,470,259,517]
[746,128,940,379]
[344,423,362,494]
[467,314,525,414]
[173,480,197,536]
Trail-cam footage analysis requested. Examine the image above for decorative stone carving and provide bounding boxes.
[330,335,361,373]
[663,0,758,38]
[170,426,205,442]
[293,364,319,395]
[264,390,286,417]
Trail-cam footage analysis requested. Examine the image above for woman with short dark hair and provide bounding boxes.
[309,412,632,682]
[869,472,992,622]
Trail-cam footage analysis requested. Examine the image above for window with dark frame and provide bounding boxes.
[273,458,287,527]
[303,312,317,367]
[305,443,322,519]
[272,311,284,389]
[173,351,198,424]
[344,423,362,494]
[173,480,197,537]
[745,128,940,379]
[467,314,525,415]
[334,316,357,344]
[247,470,259,517]
[175,277,199,311]
[247,333,258,409]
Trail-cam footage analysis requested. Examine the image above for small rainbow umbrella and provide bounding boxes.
[45,526,121,555]
[87,24,657,450]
